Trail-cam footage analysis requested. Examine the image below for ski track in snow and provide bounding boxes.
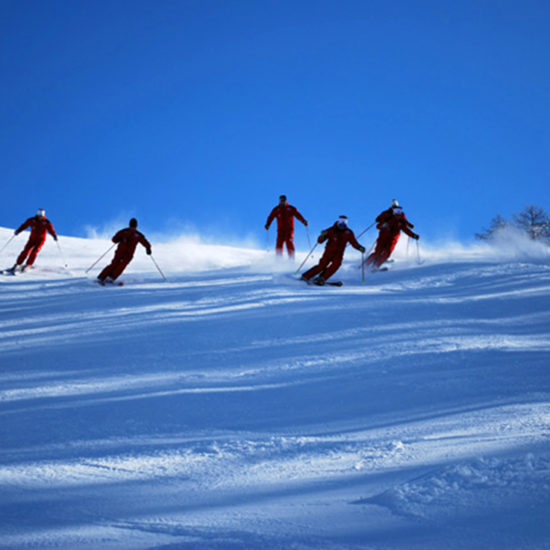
[0,227,549,549]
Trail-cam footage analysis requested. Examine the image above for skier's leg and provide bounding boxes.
[302,254,330,280]
[375,234,400,267]
[16,240,34,266]
[367,231,391,267]
[97,263,114,281]
[321,255,343,280]
[287,237,295,259]
[109,257,132,280]
[25,239,45,267]
[286,228,295,258]
[275,233,284,255]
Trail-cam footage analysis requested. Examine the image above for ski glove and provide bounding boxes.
[53,235,58,241]
[413,234,420,240]
[359,246,366,253]
[146,248,152,255]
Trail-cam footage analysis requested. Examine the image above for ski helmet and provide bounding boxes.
[129,218,138,228]
[337,215,348,229]
[37,208,46,218]
[391,199,400,208]
[279,194,287,202]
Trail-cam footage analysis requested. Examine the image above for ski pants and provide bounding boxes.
[276,229,295,257]
[366,231,400,268]
[98,252,133,281]
[302,250,343,281]
[17,237,46,267]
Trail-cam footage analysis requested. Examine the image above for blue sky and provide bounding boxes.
[1,0,549,247]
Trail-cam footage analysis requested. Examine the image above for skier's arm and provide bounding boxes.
[375,210,390,224]
[265,208,277,230]
[317,229,329,244]
[112,230,124,243]
[348,232,366,253]
[14,219,31,235]
[401,221,419,239]
[139,233,152,254]
[402,213,414,229]
[293,207,308,226]
[47,221,58,241]
[375,210,391,230]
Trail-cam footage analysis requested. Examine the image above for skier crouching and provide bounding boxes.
[301,216,365,285]
[365,199,419,270]
[97,218,151,284]
[7,208,58,273]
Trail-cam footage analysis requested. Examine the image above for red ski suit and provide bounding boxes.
[265,203,307,257]
[302,223,363,281]
[15,216,57,266]
[98,227,151,281]
[366,208,418,268]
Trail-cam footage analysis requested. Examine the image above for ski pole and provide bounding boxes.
[265,229,270,252]
[55,239,68,269]
[305,226,312,249]
[295,241,318,274]
[357,222,376,240]
[415,239,422,264]
[149,253,167,282]
[361,251,365,283]
[0,234,16,255]
[85,243,116,273]
[358,239,376,270]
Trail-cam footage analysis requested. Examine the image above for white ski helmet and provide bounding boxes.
[337,215,348,228]
[391,199,400,208]
[37,208,46,217]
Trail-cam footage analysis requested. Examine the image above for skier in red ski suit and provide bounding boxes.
[97,218,151,283]
[8,209,58,273]
[265,195,308,258]
[365,199,419,269]
[301,216,365,285]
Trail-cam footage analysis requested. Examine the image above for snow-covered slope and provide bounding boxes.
[1,227,549,549]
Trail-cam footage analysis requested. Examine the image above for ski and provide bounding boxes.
[299,277,343,287]
[96,279,124,287]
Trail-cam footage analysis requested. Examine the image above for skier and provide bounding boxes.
[301,216,365,285]
[265,195,308,258]
[365,199,419,270]
[97,218,151,284]
[6,209,58,273]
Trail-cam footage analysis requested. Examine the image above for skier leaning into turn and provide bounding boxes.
[265,194,308,258]
[365,199,419,270]
[97,218,151,284]
[301,216,365,286]
[6,208,58,273]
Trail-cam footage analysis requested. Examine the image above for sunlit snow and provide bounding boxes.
[1,226,549,549]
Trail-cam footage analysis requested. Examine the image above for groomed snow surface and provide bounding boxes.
[1,226,549,549]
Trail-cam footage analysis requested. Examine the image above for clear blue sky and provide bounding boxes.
[1,0,549,246]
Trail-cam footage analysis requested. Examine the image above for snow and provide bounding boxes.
[1,226,549,549]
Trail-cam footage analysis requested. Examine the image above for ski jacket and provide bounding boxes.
[318,223,363,257]
[112,228,151,258]
[15,216,57,241]
[265,203,307,232]
[375,208,417,238]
